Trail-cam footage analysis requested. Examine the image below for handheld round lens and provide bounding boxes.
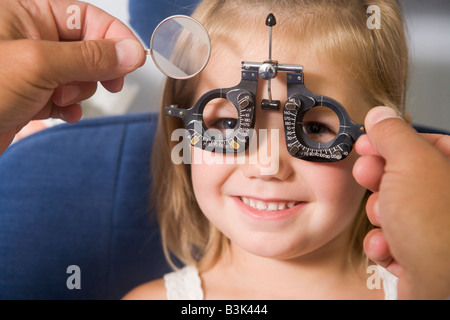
[148,15,211,79]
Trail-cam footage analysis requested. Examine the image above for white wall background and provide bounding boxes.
[402,1,450,132]
[80,0,165,118]
[82,0,450,131]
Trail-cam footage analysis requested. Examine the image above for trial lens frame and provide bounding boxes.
[165,61,365,162]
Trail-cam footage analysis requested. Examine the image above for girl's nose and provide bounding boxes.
[240,73,295,180]
[241,125,294,181]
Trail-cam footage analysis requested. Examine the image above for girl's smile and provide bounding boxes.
[233,195,307,220]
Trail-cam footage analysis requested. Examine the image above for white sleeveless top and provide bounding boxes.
[163,265,398,300]
[164,265,204,300]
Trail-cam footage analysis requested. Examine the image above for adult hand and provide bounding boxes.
[0,0,146,153]
[353,106,450,299]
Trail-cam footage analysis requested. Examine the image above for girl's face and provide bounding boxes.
[190,26,369,261]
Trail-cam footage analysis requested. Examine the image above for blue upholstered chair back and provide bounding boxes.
[0,114,170,299]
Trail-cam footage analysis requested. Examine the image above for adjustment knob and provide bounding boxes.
[258,62,277,80]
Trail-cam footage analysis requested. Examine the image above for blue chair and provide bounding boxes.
[0,113,170,299]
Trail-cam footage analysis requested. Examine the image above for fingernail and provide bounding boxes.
[368,106,401,126]
[115,39,141,68]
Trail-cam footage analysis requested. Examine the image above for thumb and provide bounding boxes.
[364,107,435,165]
[23,38,145,86]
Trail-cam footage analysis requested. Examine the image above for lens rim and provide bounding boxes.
[283,92,365,162]
[298,105,341,146]
[150,15,211,80]
[295,99,346,150]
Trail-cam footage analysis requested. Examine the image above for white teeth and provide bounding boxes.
[240,197,298,211]
[256,201,267,210]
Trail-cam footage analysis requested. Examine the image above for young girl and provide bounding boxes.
[124,0,408,300]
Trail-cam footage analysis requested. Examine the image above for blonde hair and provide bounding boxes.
[151,0,409,271]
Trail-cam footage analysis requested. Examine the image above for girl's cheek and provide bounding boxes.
[191,150,237,192]
[297,153,364,201]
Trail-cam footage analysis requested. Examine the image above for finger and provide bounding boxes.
[352,154,385,192]
[356,128,450,159]
[101,78,125,93]
[58,103,83,123]
[17,38,145,86]
[354,134,380,157]
[364,228,392,267]
[364,107,440,165]
[33,100,82,123]
[364,228,404,278]
[52,81,98,106]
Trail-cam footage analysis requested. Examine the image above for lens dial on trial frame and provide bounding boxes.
[147,15,211,79]
[164,13,366,162]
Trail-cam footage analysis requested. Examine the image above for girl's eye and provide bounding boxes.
[203,98,239,135]
[300,106,340,143]
[302,121,335,142]
[209,118,238,131]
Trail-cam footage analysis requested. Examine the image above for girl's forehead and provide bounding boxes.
[211,28,291,61]
[203,30,337,90]
[208,25,336,73]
